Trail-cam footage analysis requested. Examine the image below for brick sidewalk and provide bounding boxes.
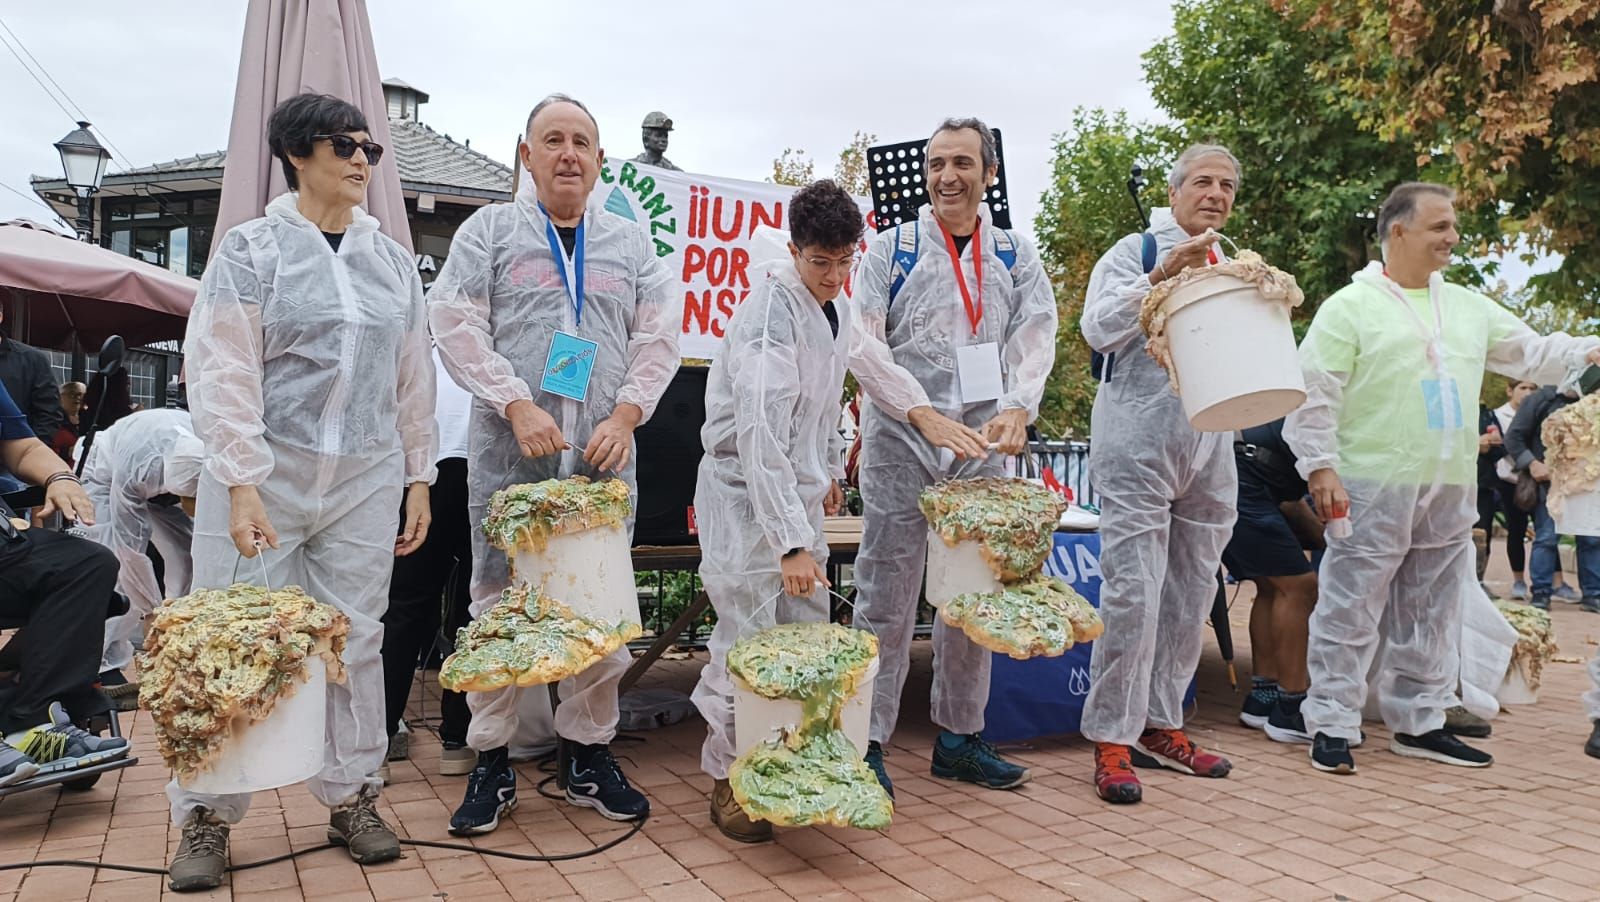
[3,563,1598,902]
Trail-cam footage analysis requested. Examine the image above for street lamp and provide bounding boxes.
[54,121,111,243]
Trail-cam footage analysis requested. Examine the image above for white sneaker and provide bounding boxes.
[440,743,476,777]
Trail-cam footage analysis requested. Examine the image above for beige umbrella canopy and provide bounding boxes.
[213,0,412,253]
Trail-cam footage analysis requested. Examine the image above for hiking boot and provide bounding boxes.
[98,669,139,713]
[1444,705,1492,738]
[1511,579,1528,600]
[387,722,409,761]
[1310,733,1355,775]
[169,807,229,892]
[930,731,1030,789]
[328,786,401,864]
[1582,597,1600,614]
[1586,721,1600,760]
[14,701,129,774]
[710,778,772,843]
[1392,730,1493,767]
[566,741,649,820]
[1133,728,1231,777]
[1530,595,1551,611]
[865,740,894,799]
[1264,699,1312,745]
[448,747,517,836]
[0,739,39,788]
[1239,692,1273,730]
[1093,743,1142,804]
[440,742,477,776]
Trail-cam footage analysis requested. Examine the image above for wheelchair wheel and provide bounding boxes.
[62,772,102,791]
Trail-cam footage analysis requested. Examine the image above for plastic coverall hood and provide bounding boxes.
[1285,263,1598,741]
[847,203,1057,741]
[173,189,436,824]
[428,182,679,750]
[80,408,199,673]
[1076,211,1238,745]
[691,262,851,778]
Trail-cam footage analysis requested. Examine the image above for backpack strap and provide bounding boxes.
[888,222,920,307]
[1140,231,1158,277]
[991,228,1018,272]
[1093,232,1160,385]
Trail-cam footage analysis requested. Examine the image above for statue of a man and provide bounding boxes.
[631,111,681,171]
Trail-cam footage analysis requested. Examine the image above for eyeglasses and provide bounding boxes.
[801,254,858,275]
[311,134,384,165]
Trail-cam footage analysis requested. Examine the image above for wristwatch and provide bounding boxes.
[783,547,804,558]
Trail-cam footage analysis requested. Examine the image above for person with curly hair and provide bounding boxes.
[690,179,863,842]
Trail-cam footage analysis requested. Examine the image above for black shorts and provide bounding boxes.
[1222,479,1313,581]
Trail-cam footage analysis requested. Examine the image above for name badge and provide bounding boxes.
[956,342,1003,404]
[540,331,598,402]
[1421,377,1463,431]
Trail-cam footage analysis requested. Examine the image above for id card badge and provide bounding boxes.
[956,342,1003,404]
[1421,377,1464,431]
[540,331,599,402]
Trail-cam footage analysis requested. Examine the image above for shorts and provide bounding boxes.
[1222,478,1313,581]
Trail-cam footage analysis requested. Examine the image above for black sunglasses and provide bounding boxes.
[311,134,384,165]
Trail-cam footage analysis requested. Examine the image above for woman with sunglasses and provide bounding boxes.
[167,92,436,892]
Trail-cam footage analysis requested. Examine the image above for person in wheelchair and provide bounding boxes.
[0,377,130,786]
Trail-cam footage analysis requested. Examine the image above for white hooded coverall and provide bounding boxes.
[428,185,678,751]
[170,192,437,824]
[848,204,1056,743]
[691,262,851,778]
[1078,208,1238,747]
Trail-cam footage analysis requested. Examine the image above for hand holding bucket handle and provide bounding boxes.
[737,585,881,640]
[230,532,274,592]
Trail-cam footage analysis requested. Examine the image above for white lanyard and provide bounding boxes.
[1374,272,1446,374]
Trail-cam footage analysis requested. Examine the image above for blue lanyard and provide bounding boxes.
[538,202,585,326]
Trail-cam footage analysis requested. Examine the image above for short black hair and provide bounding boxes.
[267,93,370,190]
[788,179,863,251]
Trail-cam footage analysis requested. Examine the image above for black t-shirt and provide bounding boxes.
[556,226,578,257]
[323,231,343,252]
[1236,418,1306,503]
[951,233,973,256]
[822,300,839,339]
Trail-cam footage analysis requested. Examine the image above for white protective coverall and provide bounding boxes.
[80,408,204,671]
[691,261,851,778]
[848,204,1056,742]
[170,192,437,824]
[428,184,677,751]
[1285,262,1597,741]
[1077,208,1238,746]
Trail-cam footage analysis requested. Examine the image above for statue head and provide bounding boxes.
[640,111,673,156]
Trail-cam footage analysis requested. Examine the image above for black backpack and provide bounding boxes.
[1090,231,1158,383]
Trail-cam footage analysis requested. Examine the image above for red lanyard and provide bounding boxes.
[1207,246,1219,265]
[938,218,983,335]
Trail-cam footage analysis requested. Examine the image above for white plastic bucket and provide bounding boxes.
[924,531,1005,608]
[1496,661,1539,706]
[511,524,640,630]
[734,656,878,760]
[1554,487,1600,537]
[179,656,326,794]
[1160,275,1306,432]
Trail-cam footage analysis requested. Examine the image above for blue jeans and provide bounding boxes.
[1531,486,1600,599]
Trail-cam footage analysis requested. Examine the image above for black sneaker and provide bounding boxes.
[865,740,894,799]
[14,702,130,774]
[1531,595,1552,611]
[565,741,649,821]
[448,748,516,836]
[1582,597,1600,614]
[1264,699,1311,744]
[930,731,1030,789]
[1239,693,1273,730]
[1391,730,1493,768]
[1444,705,1492,738]
[1586,721,1600,760]
[1310,732,1355,775]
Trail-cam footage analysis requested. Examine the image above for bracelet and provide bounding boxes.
[1154,260,1168,281]
[45,472,81,487]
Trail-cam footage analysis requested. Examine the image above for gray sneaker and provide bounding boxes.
[1511,580,1529,600]
[1554,584,1580,602]
[168,807,229,892]
[328,786,401,864]
[387,722,409,761]
[14,701,130,774]
[0,740,39,787]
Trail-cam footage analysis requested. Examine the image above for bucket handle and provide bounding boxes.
[734,583,880,641]
[1210,230,1242,258]
[230,534,273,592]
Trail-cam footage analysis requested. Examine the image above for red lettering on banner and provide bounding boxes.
[729,248,750,288]
[749,201,783,236]
[711,196,744,241]
[682,244,707,281]
[711,289,742,338]
[683,289,711,333]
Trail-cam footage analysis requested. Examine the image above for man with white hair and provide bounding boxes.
[1078,144,1241,805]
[78,408,204,707]
[1287,181,1600,774]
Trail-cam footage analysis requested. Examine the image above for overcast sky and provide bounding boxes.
[0,1,1175,240]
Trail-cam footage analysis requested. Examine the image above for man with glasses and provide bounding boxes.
[848,117,1056,798]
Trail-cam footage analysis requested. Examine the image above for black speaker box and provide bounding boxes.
[867,128,1012,231]
[633,365,709,546]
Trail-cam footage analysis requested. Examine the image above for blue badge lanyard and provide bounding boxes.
[538,202,585,326]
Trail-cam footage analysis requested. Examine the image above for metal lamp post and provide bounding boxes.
[54,121,111,243]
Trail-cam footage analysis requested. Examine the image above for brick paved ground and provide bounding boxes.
[3,550,1598,902]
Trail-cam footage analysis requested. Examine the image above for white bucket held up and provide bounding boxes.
[734,656,879,760]
[511,524,640,630]
[1554,487,1600,537]
[924,530,1005,608]
[1496,661,1539,706]
[1160,275,1306,432]
[179,655,326,794]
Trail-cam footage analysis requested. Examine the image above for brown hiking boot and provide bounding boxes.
[168,807,229,892]
[328,786,402,864]
[710,778,772,843]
